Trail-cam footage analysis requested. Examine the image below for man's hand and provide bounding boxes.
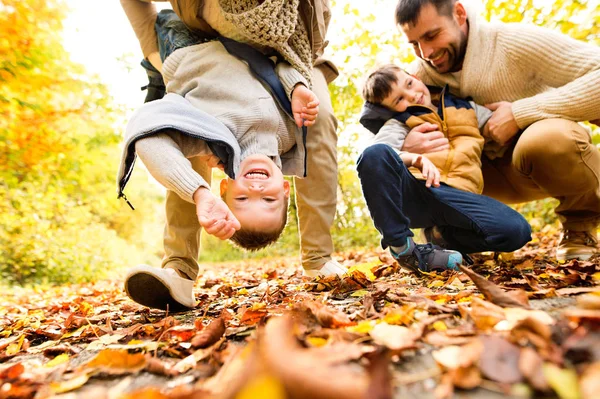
[199,154,224,171]
[291,84,319,128]
[403,123,449,154]
[485,102,520,146]
[193,187,240,240]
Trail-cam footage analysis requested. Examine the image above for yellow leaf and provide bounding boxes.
[432,321,447,331]
[347,261,379,281]
[305,337,328,347]
[346,320,375,334]
[50,374,90,394]
[235,373,286,399]
[238,288,248,295]
[46,353,70,368]
[350,289,368,297]
[542,363,581,399]
[428,280,445,288]
[6,334,25,356]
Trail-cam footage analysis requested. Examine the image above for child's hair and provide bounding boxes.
[229,204,288,250]
[362,64,405,104]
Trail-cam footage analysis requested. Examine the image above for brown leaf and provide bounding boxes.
[450,365,481,389]
[479,335,522,384]
[424,331,473,347]
[365,350,393,399]
[217,285,234,297]
[519,347,549,391]
[459,265,530,309]
[144,355,174,377]
[192,317,226,349]
[467,297,506,330]
[299,301,355,328]
[260,316,369,399]
[581,362,600,399]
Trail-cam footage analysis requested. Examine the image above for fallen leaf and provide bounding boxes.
[459,266,530,309]
[81,349,146,375]
[542,363,582,399]
[192,317,226,348]
[479,335,522,384]
[580,362,600,399]
[260,316,369,399]
[0,363,25,380]
[369,323,418,352]
[45,353,70,368]
[299,301,355,328]
[519,347,549,391]
[49,373,90,394]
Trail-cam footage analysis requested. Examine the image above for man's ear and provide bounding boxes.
[219,179,228,197]
[283,180,291,198]
[454,1,468,26]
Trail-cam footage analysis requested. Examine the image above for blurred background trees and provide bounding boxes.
[1,0,598,284]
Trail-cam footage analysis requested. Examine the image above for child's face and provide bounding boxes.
[220,154,290,231]
[381,70,432,112]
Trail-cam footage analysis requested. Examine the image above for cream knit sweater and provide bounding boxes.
[409,9,600,129]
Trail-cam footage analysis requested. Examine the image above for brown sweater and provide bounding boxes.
[409,7,600,129]
[120,0,338,82]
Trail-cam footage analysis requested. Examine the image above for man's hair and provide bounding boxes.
[229,203,288,251]
[395,0,456,26]
[362,64,404,104]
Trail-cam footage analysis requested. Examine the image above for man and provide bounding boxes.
[120,0,345,310]
[394,0,600,261]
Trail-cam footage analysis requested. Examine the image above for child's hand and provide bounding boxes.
[291,84,319,128]
[412,154,440,188]
[193,188,240,240]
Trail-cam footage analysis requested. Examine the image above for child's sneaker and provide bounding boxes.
[390,237,462,273]
[124,265,196,311]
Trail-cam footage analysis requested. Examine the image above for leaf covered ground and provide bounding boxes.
[1,231,600,399]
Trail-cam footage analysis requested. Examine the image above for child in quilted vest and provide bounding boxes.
[356,64,530,274]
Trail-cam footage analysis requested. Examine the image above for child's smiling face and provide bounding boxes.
[381,70,433,112]
[220,154,289,233]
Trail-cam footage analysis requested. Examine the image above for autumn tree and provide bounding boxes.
[0,0,161,284]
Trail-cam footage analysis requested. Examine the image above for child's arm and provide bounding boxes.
[275,62,318,127]
[399,152,441,188]
[193,187,241,240]
[372,119,411,150]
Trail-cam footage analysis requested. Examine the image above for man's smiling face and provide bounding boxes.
[400,2,468,73]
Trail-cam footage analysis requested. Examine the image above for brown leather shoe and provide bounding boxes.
[556,229,599,261]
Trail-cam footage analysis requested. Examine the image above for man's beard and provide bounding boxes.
[447,31,468,73]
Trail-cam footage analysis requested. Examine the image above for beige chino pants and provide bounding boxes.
[162,65,338,279]
[481,118,600,231]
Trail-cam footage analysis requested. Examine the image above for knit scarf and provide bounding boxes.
[218,0,313,85]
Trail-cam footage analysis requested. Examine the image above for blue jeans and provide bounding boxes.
[356,144,531,253]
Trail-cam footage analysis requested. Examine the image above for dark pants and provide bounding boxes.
[356,144,532,254]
